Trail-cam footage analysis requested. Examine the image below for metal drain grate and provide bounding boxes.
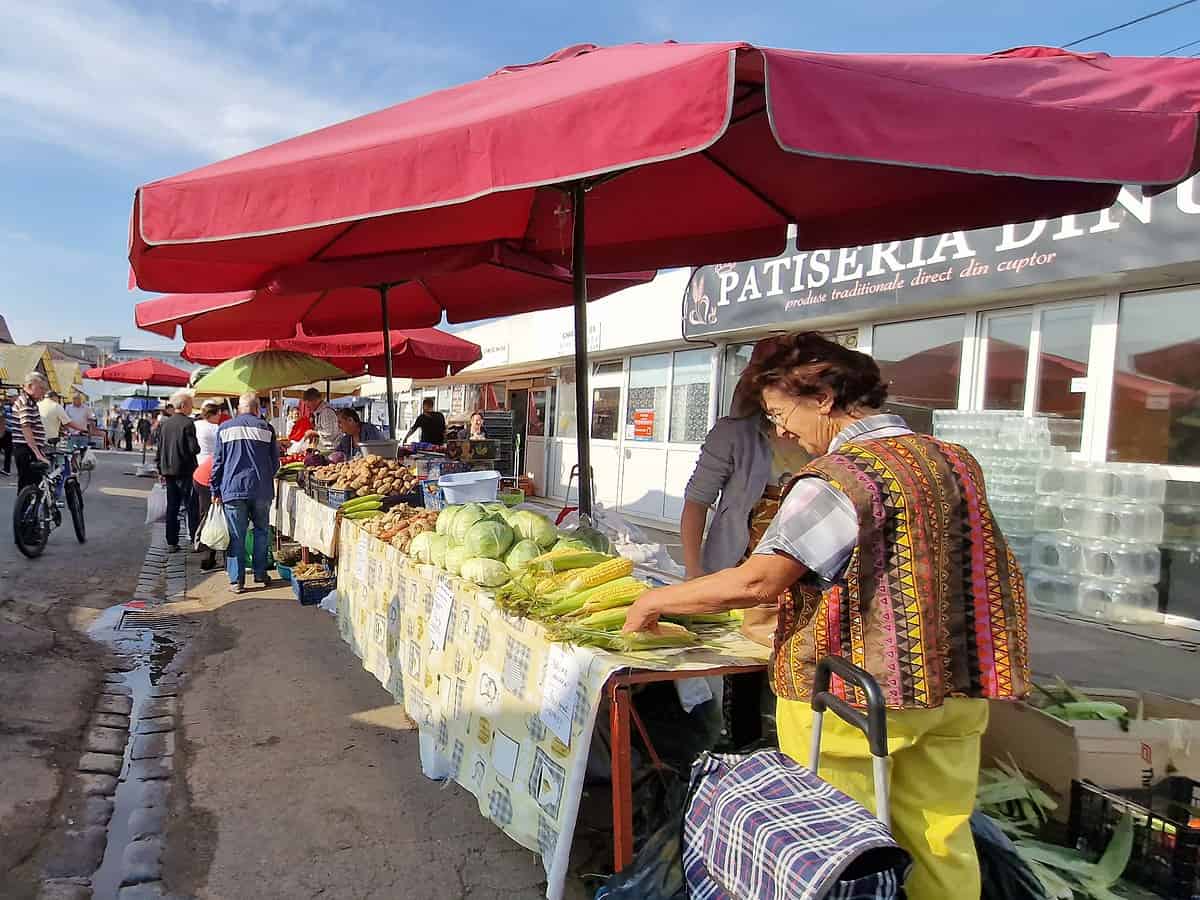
[117,609,184,631]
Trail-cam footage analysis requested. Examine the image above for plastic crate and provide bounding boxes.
[291,568,336,606]
[1069,777,1200,898]
[327,487,354,508]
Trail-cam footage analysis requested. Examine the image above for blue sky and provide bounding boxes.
[1,0,1195,350]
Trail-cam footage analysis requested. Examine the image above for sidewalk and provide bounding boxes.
[164,574,558,899]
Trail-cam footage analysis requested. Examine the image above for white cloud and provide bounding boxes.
[0,0,381,164]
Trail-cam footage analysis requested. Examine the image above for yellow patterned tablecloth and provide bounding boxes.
[333,518,768,900]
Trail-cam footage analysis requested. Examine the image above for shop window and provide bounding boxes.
[670,348,713,442]
[555,366,576,438]
[721,343,755,416]
[981,312,1031,411]
[625,354,668,442]
[591,361,624,442]
[1034,305,1093,452]
[872,315,964,432]
[436,386,452,412]
[527,389,547,437]
[1110,286,1200,466]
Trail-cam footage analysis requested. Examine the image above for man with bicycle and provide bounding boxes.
[8,373,51,492]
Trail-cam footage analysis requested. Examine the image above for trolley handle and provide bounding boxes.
[809,657,892,830]
[810,656,888,758]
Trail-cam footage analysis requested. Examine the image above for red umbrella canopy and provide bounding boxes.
[130,42,1200,293]
[134,242,650,339]
[181,327,482,379]
[84,357,191,387]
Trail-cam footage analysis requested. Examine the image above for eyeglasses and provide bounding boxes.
[764,402,800,429]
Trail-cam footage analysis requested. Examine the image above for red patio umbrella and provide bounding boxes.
[181,327,482,380]
[84,357,191,387]
[84,358,192,464]
[128,41,1200,514]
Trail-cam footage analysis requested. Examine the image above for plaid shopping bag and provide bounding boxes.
[683,750,909,900]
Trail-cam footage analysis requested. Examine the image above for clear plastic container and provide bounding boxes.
[1078,540,1161,583]
[1031,533,1083,574]
[1026,570,1080,613]
[1035,463,1088,497]
[1078,501,1165,544]
[1077,579,1162,625]
[995,511,1036,538]
[1080,464,1168,503]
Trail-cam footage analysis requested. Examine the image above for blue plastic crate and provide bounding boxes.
[291,569,336,606]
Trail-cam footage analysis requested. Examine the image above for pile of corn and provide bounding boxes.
[496,548,700,652]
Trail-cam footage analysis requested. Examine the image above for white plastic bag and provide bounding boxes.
[199,504,231,551]
[145,483,167,525]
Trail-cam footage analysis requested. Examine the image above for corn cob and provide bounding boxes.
[534,570,578,593]
[525,550,612,573]
[548,621,699,652]
[536,572,641,619]
[554,557,633,594]
[663,612,737,627]
[576,606,630,631]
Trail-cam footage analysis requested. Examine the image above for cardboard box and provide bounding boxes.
[982,688,1200,820]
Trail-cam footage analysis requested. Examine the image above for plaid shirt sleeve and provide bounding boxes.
[752,477,858,582]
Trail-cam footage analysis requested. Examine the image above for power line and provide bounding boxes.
[1159,37,1200,53]
[1063,0,1199,49]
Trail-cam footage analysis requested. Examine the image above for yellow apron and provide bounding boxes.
[776,696,989,900]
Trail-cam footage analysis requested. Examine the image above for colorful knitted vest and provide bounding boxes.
[771,434,1030,709]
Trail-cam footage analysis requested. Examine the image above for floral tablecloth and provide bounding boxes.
[334,518,769,900]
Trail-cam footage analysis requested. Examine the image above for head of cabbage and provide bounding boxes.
[444,545,471,576]
[504,539,541,572]
[511,510,559,548]
[428,534,451,569]
[557,523,611,554]
[408,531,436,564]
[450,503,487,543]
[460,557,511,588]
[463,518,514,560]
[436,505,461,536]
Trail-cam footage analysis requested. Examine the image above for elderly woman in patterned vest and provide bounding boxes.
[624,331,1029,900]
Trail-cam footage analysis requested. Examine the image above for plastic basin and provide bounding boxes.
[438,470,500,504]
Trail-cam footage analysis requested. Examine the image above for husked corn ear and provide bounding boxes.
[535,570,578,593]
[577,607,629,631]
[572,577,647,616]
[562,557,633,592]
[620,622,698,650]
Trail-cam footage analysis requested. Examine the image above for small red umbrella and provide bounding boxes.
[84,357,191,387]
[181,327,482,379]
[128,42,1200,514]
[84,358,192,464]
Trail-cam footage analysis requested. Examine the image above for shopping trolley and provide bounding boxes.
[683,656,911,900]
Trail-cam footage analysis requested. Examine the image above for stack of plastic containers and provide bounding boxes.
[933,411,1166,625]
[1029,460,1165,624]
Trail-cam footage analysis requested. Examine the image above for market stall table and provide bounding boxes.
[333,517,768,900]
[269,480,340,558]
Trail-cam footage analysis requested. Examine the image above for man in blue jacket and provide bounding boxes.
[211,392,280,593]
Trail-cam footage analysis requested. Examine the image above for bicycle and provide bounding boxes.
[68,436,95,493]
[13,450,86,558]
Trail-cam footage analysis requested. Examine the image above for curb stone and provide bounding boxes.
[120,837,163,885]
[77,753,123,777]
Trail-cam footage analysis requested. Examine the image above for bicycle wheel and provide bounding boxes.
[66,480,86,543]
[13,485,48,559]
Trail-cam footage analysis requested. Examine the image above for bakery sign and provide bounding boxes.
[683,178,1200,337]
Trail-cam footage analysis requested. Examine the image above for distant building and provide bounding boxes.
[0,315,13,344]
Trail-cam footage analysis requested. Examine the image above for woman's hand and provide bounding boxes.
[622,592,661,633]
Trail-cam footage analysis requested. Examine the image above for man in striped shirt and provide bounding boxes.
[8,372,51,491]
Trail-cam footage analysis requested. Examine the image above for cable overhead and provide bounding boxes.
[1063,0,1198,48]
[1160,37,1200,53]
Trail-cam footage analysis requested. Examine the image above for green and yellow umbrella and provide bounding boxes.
[191,350,348,396]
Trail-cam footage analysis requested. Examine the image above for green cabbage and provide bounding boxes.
[483,502,507,516]
[408,531,437,564]
[463,519,514,560]
[444,545,471,577]
[553,538,590,553]
[460,557,511,588]
[450,503,487,543]
[428,534,451,569]
[504,539,541,572]
[436,505,460,536]
[509,510,559,548]
[557,523,611,554]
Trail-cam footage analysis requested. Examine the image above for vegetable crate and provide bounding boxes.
[291,566,336,606]
[327,487,354,508]
[1069,776,1200,898]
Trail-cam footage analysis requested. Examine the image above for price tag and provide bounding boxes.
[539,644,582,747]
[429,576,455,651]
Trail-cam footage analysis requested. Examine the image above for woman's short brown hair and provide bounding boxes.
[748,332,888,412]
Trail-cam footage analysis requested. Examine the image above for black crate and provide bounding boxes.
[291,568,336,606]
[327,487,354,508]
[1069,777,1200,898]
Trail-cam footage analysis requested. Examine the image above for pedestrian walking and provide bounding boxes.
[156,390,201,552]
[211,392,280,593]
[107,406,121,450]
[0,406,12,476]
[136,415,151,449]
[122,414,134,452]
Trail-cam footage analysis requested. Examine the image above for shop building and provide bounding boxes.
[414,180,1200,628]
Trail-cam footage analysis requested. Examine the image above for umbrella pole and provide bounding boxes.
[140,383,149,466]
[570,181,593,519]
[377,285,397,437]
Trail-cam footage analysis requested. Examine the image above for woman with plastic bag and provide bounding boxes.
[624,332,1030,900]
